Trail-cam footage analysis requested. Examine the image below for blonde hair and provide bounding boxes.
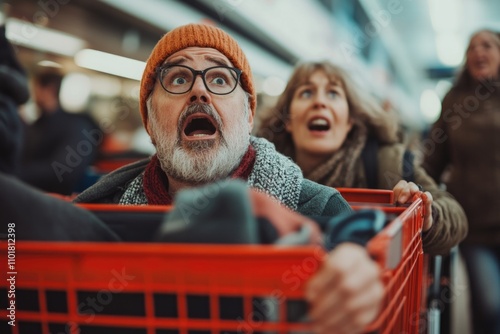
[256,61,399,157]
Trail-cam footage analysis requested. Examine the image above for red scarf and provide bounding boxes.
[143,145,256,205]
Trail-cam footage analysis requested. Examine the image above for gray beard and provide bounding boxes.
[149,103,251,184]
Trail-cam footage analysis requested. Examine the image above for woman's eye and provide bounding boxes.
[328,90,338,98]
[299,89,312,98]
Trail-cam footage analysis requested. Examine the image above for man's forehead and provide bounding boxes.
[164,47,234,67]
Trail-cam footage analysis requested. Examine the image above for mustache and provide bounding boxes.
[177,103,223,135]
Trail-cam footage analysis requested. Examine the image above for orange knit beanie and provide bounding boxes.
[140,23,255,129]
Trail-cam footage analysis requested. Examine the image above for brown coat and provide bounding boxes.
[308,137,467,255]
[306,138,468,255]
[372,143,468,255]
[424,84,500,246]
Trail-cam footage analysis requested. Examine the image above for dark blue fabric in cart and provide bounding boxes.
[0,172,119,241]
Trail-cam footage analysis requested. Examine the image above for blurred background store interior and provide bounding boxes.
[4,0,500,145]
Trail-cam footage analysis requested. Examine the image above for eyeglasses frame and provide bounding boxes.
[156,64,243,95]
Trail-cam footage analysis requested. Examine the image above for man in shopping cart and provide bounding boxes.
[73,23,433,333]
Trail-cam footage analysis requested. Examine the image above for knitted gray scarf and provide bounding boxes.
[120,136,303,210]
[247,136,303,210]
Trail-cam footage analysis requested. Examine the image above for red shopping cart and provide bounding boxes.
[0,189,425,334]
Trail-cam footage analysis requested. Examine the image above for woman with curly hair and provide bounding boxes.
[256,60,467,255]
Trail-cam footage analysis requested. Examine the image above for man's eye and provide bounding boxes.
[173,77,187,85]
[211,77,227,85]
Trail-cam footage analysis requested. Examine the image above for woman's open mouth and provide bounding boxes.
[308,117,331,132]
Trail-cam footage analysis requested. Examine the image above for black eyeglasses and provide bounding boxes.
[157,65,242,95]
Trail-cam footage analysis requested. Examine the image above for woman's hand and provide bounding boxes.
[393,180,433,232]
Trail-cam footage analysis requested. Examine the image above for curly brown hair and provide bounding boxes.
[255,61,399,158]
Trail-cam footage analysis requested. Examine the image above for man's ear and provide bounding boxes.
[248,108,254,130]
[144,93,154,137]
[145,121,156,145]
[144,111,158,145]
[247,95,255,130]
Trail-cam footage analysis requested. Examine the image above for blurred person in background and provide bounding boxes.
[256,60,468,255]
[75,23,392,334]
[97,96,154,160]
[0,6,117,240]
[423,29,500,334]
[18,66,101,195]
[0,17,29,173]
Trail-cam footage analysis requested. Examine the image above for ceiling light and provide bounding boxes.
[60,73,91,113]
[428,0,462,33]
[97,0,292,79]
[436,33,464,67]
[37,60,63,68]
[420,89,441,123]
[75,49,146,81]
[435,80,453,99]
[99,0,205,31]
[222,0,336,60]
[6,18,85,56]
[262,76,286,96]
[90,75,122,97]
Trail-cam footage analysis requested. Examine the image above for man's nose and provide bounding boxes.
[188,75,211,104]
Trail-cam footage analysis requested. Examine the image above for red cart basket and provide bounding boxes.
[0,189,424,334]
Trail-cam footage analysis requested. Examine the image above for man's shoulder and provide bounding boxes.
[74,158,150,203]
[298,179,351,216]
[300,178,336,195]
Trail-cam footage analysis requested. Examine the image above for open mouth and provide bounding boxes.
[474,60,486,67]
[183,114,217,138]
[308,117,330,132]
